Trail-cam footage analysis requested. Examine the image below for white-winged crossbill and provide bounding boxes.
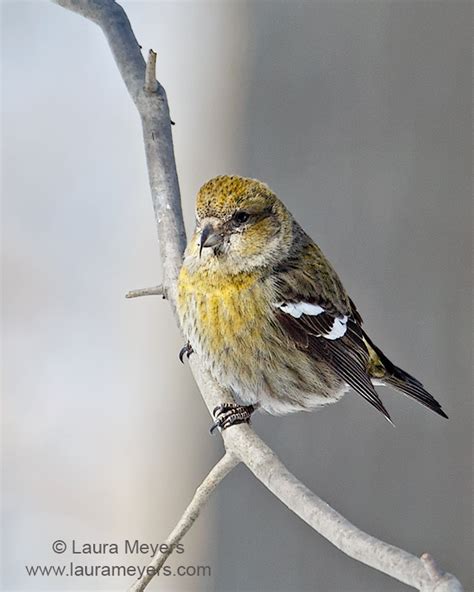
[177,175,447,431]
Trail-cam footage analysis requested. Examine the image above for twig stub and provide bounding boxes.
[421,553,444,582]
[144,49,158,93]
[125,285,164,299]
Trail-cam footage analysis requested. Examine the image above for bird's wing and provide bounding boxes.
[273,240,392,421]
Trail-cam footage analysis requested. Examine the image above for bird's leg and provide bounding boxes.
[210,403,256,434]
[179,342,194,364]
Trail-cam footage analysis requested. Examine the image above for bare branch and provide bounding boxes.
[54,0,146,105]
[128,453,239,592]
[51,2,465,592]
[53,0,186,309]
[224,426,464,592]
[125,285,164,299]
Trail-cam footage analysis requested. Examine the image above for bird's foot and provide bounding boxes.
[210,403,255,434]
[179,342,194,364]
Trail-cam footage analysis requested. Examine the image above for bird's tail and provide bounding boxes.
[363,333,448,419]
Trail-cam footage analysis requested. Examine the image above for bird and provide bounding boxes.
[177,175,447,432]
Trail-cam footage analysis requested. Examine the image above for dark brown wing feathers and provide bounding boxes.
[273,232,447,420]
[276,309,392,421]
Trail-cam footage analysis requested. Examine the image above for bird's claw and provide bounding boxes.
[179,342,194,364]
[210,403,255,434]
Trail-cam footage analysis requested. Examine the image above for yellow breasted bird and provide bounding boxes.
[177,175,447,431]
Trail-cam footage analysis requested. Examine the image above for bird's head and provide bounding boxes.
[188,175,294,273]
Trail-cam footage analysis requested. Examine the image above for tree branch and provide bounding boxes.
[128,453,239,592]
[54,0,186,309]
[51,2,464,591]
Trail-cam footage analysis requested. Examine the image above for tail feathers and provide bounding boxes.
[363,332,448,419]
[384,368,448,419]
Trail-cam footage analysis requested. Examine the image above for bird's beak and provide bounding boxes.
[199,223,223,257]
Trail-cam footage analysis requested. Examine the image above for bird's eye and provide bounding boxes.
[233,211,250,225]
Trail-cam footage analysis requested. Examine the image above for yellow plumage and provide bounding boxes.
[179,266,266,355]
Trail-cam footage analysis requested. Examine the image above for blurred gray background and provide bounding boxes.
[1,1,471,591]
